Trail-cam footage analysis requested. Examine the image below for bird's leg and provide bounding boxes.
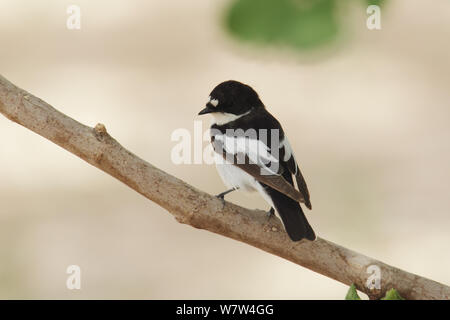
[216,187,238,210]
[216,187,238,200]
[266,207,275,221]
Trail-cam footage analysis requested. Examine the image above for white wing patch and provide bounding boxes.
[214,134,279,174]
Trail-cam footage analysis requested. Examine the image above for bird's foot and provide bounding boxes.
[215,188,237,209]
[215,193,226,209]
[216,187,237,200]
[216,193,225,200]
[266,207,275,222]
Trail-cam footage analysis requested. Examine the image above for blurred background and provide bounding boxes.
[0,0,449,299]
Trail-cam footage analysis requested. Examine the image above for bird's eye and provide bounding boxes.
[208,96,219,107]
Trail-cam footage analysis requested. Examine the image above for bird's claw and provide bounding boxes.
[216,194,226,209]
[266,207,275,222]
[216,194,225,200]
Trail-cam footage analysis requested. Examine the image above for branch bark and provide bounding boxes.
[0,74,448,300]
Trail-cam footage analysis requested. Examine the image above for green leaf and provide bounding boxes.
[381,288,405,300]
[225,0,339,50]
[345,284,361,300]
[366,0,384,6]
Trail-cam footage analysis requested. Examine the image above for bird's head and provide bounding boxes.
[198,80,263,124]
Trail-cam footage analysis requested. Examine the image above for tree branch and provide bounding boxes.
[0,74,448,300]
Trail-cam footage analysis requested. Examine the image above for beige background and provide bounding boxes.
[0,0,449,299]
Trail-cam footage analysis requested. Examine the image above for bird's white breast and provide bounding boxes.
[213,151,276,210]
[214,152,257,192]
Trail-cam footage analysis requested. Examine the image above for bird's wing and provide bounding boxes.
[212,134,307,204]
[280,137,312,209]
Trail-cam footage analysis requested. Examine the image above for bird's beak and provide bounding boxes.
[198,105,214,115]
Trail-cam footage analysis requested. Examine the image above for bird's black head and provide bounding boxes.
[198,80,263,117]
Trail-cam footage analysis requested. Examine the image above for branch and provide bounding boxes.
[0,74,448,300]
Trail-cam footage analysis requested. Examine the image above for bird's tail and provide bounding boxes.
[265,186,316,241]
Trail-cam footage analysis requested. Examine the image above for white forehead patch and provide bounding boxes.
[208,96,219,107]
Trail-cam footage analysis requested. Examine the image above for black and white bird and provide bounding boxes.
[198,80,316,241]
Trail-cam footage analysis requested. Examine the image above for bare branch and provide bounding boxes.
[0,74,448,300]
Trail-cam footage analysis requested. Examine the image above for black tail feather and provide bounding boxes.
[263,185,316,241]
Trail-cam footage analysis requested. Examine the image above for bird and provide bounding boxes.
[198,80,316,241]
